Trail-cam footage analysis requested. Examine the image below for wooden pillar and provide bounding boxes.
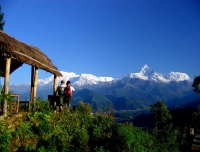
[33,67,38,108]
[53,75,57,112]
[29,66,34,110]
[53,75,57,94]
[3,57,11,117]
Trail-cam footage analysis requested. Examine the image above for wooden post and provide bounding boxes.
[33,67,38,108]
[29,66,34,110]
[3,57,11,117]
[53,75,57,94]
[53,75,57,112]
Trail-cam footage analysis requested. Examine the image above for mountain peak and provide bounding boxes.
[123,65,190,83]
[142,64,149,70]
[139,64,154,76]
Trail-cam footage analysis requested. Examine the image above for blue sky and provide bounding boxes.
[1,0,200,84]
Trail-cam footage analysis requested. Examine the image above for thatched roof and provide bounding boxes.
[0,30,62,77]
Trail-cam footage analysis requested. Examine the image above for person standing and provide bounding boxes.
[55,80,66,111]
[64,80,75,110]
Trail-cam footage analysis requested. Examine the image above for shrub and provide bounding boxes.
[33,98,52,114]
[151,124,187,152]
[0,121,12,152]
[109,122,154,152]
[1,98,191,152]
[0,91,14,114]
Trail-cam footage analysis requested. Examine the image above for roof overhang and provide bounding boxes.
[0,30,62,77]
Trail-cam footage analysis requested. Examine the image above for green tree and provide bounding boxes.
[150,100,172,128]
[191,109,200,133]
[191,76,200,133]
[192,76,200,94]
[0,5,5,31]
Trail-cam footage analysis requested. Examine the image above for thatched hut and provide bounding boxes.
[0,30,62,116]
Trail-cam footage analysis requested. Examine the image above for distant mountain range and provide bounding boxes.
[12,64,191,87]
[10,65,200,112]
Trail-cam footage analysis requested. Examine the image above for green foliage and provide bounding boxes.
[151,124,187,152]
[14,121,36,151]
[192,76,200,94]
[94,146,106,152]
[0,5,5,31]
[0,91,14,114]
[78,101,93,114]
[110,122,154,152]
[191,108,200,133]
[0,121,12,152]
[150,100,172,127]
[33,97,52,114]
[0,98,192,152]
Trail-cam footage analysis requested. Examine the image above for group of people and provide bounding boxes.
[55,80,75,111]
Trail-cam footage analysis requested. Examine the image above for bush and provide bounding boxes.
[109,122,154,152]
[32,97,52,114]
[0,121,12,152]
[1,99,191,152]
[0,91,14,115]
[151,124,187,152]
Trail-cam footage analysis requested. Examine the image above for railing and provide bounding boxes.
[19,101,30,111]
[11,94,20,113]
[10,94,30,113]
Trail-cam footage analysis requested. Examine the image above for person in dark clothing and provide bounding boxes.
[56,80,66,111]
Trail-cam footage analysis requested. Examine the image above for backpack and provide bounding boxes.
[58,86,65,95]
[64,86,71,96]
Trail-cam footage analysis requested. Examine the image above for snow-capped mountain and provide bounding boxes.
[29,72,114,86]
[120,64,190,83]
[10,64,198,110]
[12,64,191,87]
[37,72,80,85]
[72,74,114,86]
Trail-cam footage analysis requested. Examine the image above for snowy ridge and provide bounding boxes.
[55,72,80,85]
[25,72,80,86]
[72,74,114,86]
[121,64,190,82]
[12,65,190,86]
[33,71,114,86]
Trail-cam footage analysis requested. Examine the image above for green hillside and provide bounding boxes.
[0,98,196,152]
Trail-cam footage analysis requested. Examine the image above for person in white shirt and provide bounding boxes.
[64,80,75,110]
